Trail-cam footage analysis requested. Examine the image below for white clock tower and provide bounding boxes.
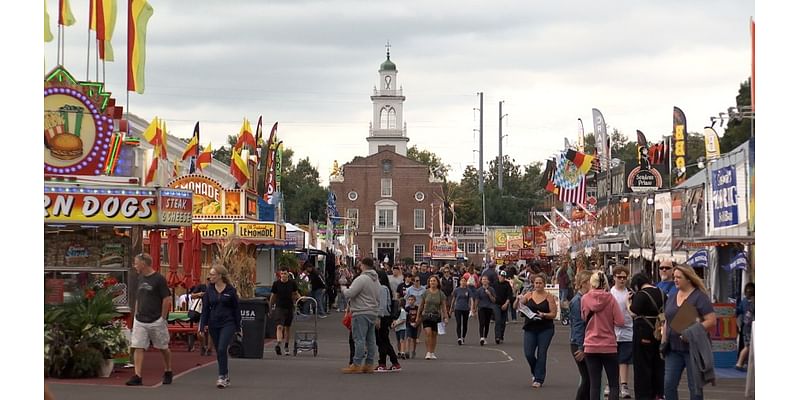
[367,44,409,156]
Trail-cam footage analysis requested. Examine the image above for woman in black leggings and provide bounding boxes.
[473,276,496,346]
[450,277,475,345]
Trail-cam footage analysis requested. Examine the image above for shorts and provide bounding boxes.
[272,307,294,327]
[617,341,633,364]
[406,325,419,339]
[422,319,438,330]
[131,317,170,350]
[395,330,406,342]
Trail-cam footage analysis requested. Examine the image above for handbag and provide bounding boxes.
[187,295,202,323]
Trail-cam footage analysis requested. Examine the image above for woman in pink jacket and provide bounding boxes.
[581,271,625,400]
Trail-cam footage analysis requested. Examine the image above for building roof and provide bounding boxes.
[380,55,396,71]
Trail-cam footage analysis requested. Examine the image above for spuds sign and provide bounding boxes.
[44,186,192,226]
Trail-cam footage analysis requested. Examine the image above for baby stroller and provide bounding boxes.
[292,296,319,356]
[560,300,571,326]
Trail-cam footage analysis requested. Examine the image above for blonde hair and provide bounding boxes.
[590,271,607,289]
[575,270,593,289]
[673,264,706,293]
[210,264,231,285]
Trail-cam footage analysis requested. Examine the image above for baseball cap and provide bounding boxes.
[500,271,508,277]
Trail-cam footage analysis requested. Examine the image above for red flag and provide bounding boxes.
[233,118,256,152]
[196,143,212,171]
[181,122,199,160]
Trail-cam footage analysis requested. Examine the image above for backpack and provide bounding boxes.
[641,289,666,341]
[384,286,401,320]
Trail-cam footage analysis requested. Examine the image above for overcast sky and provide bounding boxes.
[47,0,754,185]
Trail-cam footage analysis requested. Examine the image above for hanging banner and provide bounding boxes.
[711,165,741,228]
[654,192,672,256]
[673,107,687,185]
[671,190,685,249]
[684,185,706,238]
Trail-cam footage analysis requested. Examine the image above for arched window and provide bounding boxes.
[380,106,396,129]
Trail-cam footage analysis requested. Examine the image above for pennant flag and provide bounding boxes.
[565,149,595,175]
[233,118,257,152]
[45,0,54,42]
[636,130,650,169]
[196,142,213,171]
[558,175,586,205]
[96,0,117,61]
[230,149,250,187]
[156,119,167,159]
[127,0,153,93]
[592,108,610,170]
[181,122,199,160]
[722,251,748,271]
[141,117,160,144]
[672,107,688,184]
[58,0,76,26]
[703,127,721,161]
[144,154,158,185]
[686,250,708,268]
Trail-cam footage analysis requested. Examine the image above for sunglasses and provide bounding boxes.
[659,267,673,271]
[615,275,628,280]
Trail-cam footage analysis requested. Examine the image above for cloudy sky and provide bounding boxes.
[46,0,754,185]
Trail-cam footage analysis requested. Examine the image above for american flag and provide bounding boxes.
[558,175,586,205]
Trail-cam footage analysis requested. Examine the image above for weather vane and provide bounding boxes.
[385,40,391,57]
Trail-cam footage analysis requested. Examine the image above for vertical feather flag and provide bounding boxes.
[703,127,722,161]
[592,108,610,171]
[196,143,213,171]
[127,0,153,93]
[231,149,251,187]
[672,107,688,184]
[254,116,263,161]
[96,0,117,61]
[262,122,278,201]
[157,119,168,160]
[636,130,650,169]
[45,0,54,42]
[141,116,160,144]
[58,0,76,26]
[172,158,181,178]
[181,122,200,161]
[144,152,158,185]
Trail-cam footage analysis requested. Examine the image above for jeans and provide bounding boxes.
[377,316,399,366]
[493,304,508,340]
[509,304,517,321]
[586,353,619,400]
[208,324,236,377]
[454,310,469,339]
[478,307,493,339]
[633,334,665,400]
[665,350,702,400]
[312,288,327,315]
[336,286,348,310]
[571,344,590,400]
[523,327,555,384]
[351,314,377,366]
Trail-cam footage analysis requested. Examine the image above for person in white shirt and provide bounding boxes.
[609,265,634,399]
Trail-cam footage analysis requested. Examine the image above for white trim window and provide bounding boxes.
[381,178,392,197]
[414,209,425,230]
[457,242,465,252]
[414,244,425,263]
[347,208,359,229]
[377,208,395,228]
[467,242,477,254]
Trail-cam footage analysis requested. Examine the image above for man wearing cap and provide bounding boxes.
[492,270,514,344]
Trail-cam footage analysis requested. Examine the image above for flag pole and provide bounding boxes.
[86,25,91,79]
[95,39,99,81]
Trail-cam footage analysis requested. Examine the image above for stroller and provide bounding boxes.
[292,296,319,356]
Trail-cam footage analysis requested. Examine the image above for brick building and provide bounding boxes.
[329,49,443,265]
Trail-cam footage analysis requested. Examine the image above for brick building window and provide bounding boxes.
[467,242,477,254]
[347,208,359,229]
[414,244,424,263]
[378,209,394,228]
[414,209,425,230]
[457,242,465,252]
[381,178,392,197]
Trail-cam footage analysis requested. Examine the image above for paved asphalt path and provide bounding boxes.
[49,313,748,400]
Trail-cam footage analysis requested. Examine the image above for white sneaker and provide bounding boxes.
[424,352,432,360]
[620,383,631,398]
[480,337,486,346]
[216,377,226,389]
[430,353,437,360]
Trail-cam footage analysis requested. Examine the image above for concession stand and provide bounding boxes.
[43,67,194,313]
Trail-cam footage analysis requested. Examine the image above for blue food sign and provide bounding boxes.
[711,166,738,228]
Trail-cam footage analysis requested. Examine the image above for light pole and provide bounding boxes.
[498,100,508,192]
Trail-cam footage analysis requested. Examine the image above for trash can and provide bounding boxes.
[238,297,268,358]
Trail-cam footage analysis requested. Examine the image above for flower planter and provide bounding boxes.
[98,359,115,378]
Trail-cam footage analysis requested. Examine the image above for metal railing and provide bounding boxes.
[372,224,400,233]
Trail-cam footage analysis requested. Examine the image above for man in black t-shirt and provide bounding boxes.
[492,271,514,344]
[126,253,172,386]
[270,267,300,355]
[306,262,328,318]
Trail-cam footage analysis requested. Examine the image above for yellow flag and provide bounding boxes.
[59,0,77,26]
[45,0,54,42]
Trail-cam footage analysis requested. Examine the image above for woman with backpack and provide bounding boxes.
[629,273,666,400]
[375,270,401,371]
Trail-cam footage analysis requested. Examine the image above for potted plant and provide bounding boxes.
[44,277,129,378]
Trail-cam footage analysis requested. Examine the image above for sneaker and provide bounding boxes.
[532,382,542,388]
[216,377,226,388]
[425,352,432,360]
[390,364,402,371]
[480,338,486,346]
[375,365,388,372]
[361,364,375,374]
[341,364,361,374]
[122,362,134,369]
[620,383,631,398]
[457,338,463,345]
[429,353,437,360]
[495,338,501,344]
[604,385,610,396]
[320,314,328,319]
[224,376,230,387]
[275,344,282,355]
[125,374,143,386]
[162,371,173,385]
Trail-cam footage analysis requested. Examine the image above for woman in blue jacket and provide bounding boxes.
[199,265,242,388]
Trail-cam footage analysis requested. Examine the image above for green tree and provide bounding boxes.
[407,145,451,180]
[282,157,327,223]
[720,79,754,153]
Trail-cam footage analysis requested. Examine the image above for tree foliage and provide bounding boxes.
[720,79,754,153]
[407,145,450,180]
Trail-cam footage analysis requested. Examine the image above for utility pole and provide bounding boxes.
[498,100,504,192]
[478,92,484,193]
